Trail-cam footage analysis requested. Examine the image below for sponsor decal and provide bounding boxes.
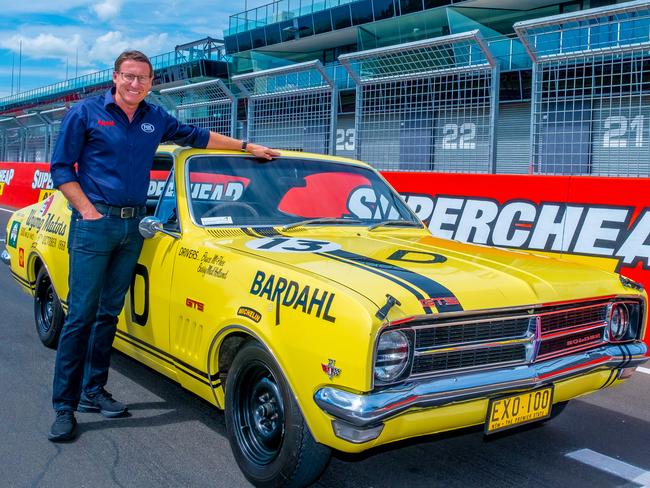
[250,270,336,323]
[321,359,341,380]
[24,209,67,236]
[246,237,341,254]
[39,194,54,216]
[0,168,15,185]
[18,248,24,268]
[202,216,233,225]
[420,296,461,308]
[8,221,20,248]
[141,123,155,133]
[38,190,55,202]
[237,306,262,323]
[403,194,650,272]
[31,170,53,190]
[0,182,4,195]
[147,179,245,202]
[98,119,115,126]
[186,298,204,312]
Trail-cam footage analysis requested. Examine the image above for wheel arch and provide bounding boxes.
[28,251,45,294]
[207,325,296,408]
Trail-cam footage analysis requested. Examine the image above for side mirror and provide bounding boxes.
[139,216,179,239]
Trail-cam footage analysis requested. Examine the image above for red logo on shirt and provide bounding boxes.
[98,119,115,126]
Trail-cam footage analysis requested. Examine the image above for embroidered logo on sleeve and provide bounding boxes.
[141,123,155,133]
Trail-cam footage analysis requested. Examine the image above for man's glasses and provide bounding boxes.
[118,72,152,84]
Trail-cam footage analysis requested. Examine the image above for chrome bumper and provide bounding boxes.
[314,342,648,429]
[1,249,9,266]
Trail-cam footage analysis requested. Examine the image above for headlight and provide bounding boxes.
[374,330,410,383]
[607,301,643,342]
[609,303,630,340]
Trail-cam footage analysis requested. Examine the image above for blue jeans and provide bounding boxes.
[52,210,144,412]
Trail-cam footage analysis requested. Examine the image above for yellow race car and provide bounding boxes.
[3,147,648,487]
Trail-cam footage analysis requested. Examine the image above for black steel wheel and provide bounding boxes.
[34,267,64,349]
[225,341,331,487]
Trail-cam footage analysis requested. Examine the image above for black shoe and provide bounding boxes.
[48,410,77,442]
[78,388,127,418]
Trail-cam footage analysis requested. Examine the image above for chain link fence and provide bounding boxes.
[0,117,23,162]
[158,79,236,137]
[339,30,498,172]
[233,60,336,153]
[516,0,650,177]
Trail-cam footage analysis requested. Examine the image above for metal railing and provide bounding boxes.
[227,0,358,35]
[515,0,650,177]
[339,30,499,172]
[159,80,237,137]
[233,60,336,153]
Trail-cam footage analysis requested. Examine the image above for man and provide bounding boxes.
[48,50,279,442]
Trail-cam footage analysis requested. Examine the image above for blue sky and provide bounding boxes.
[0,0,253,99]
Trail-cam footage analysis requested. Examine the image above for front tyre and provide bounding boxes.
[34,268,64,349]
[225,342,331,487]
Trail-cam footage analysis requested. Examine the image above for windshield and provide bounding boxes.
[186,156,419,227]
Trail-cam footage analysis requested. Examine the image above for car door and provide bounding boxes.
[119,153,179,379]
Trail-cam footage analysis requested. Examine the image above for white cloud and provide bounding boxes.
[0,30,169,70]
[92,0,124,21]
[0,33,84,63]
[88,31,170,64]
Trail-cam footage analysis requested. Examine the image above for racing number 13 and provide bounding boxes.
[257,237,332,252]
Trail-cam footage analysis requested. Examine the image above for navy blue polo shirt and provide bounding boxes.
[51,88,210,206]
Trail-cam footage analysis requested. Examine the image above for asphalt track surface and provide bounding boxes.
[1,205,650,488]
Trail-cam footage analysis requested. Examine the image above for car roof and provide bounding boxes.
[157,144,373,169]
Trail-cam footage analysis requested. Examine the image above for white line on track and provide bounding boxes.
[638,366,650,375]
[566,449,650,487]
[0,207,15,213]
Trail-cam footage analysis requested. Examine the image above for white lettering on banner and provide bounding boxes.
[147,180,244,201]
[493,201,536,247]
[31,170,54,190]
[455,199,498,243]
[528,204,583,251]
[573,207,629,256]
[347,187,401,220]
[428,197,463,239]
[0,168,15,185]
[403,194,650,271]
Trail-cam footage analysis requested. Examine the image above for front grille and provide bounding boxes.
[415,317,530,349]
[412,344,526,375]
[380,298,626,383]
[539,304,608,334]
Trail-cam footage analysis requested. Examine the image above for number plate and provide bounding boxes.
[485,386,554,434]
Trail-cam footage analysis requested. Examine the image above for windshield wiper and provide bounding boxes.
[368,220,423,231]
[282,218,363,231]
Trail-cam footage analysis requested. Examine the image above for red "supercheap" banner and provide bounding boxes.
[0,162,54,208]
[384,172,650,287]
